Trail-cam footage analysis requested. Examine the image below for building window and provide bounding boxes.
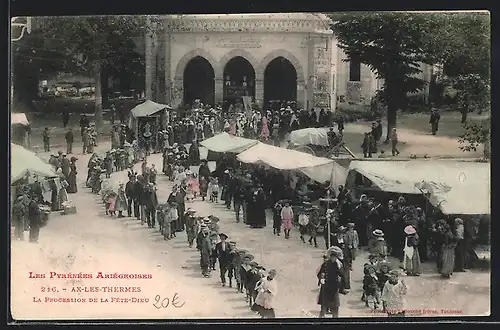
[349,59,361,82]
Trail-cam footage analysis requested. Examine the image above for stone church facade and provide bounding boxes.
[144,13,431,111]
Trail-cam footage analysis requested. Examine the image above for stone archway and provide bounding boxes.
[174,48,221,79]
[173,49,221,107]
[219,49,259,76]
[263,57,298,109]
[256,49,306,108]
[256,49,305,83]
[183,56,215,107]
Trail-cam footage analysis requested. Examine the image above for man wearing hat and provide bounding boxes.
[144,183,158,228]
[27,194,42,243]
[209,231,220,271]
[60,152,71,181]
[125,173,139,218]
[12,194,27,241]
[318,246,346,318]
[196,225,213,277]
[49,154,59,169]
[185,208,197,248]
[215,233,232,287]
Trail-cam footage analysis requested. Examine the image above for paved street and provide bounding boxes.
[11,141,490,319]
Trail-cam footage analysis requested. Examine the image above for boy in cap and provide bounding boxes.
[234,250,247,293]
[246,261,260,307]
[344,223,359,261]
[226,241,238,288]
[215,233,232,287]
[239,254,253,298]
[208,216,220,233]
[209,231,220,271]
[362,263,380,309]
[361,254,379,302]
[376,261,392,294]
[156,203,166,235]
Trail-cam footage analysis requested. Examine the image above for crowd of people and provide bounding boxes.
[18,100,479,318]
[12,148,82,243]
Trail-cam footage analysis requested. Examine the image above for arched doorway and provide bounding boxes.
[183,56,215,107]
[223,56,255,111]
[263,57,297,110]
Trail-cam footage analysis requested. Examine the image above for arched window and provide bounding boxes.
[349,59,361,82]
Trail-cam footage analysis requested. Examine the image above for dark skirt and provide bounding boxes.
[251,304,276,318]
[317,286,340,308]
[273,215,282,229]
[67,172,78,193]
[253,208,266,227]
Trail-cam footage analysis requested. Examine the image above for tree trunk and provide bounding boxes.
[101,65,109,110]
[94,60,103,134]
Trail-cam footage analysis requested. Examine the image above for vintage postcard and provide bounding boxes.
[10,12,490,320]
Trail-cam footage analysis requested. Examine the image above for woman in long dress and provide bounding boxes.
[114,182,128,218]
[49,179,61,211]
[280,202,294,239]
[403,225,421,276]
[260,116,270,141]
[440,224,457,278]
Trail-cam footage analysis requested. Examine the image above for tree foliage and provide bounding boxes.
[33,16,150,74]
[329,12,431,140]
[458,117,490,160]
[329,11,491,155]
[12,15,158,130]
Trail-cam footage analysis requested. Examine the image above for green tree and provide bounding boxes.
[14,15,156,132]
[329,12,430,141]
[423,12,490,120]
[422,12,490,158]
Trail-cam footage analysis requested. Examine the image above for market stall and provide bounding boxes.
[11,113,31,148]
[128,100,173,150]
[11,143,57,184]
[345,160,490,213]
[11,143,59,224]
[345,159,491,260]
[200,132,258,153]
[287,127,356,162]
[237,142,348,193]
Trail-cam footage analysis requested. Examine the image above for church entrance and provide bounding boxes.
[223,56,255,112]
[183,56,215,107]
[263,57,297,111]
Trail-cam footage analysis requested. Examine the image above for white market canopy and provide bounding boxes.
[11,143,57,184]
[237,142,348,187]
[347,160,491,215]
[11,113,30,126]
[200,132,258,153]
[130,100,172,118]
[289,127,329,146]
